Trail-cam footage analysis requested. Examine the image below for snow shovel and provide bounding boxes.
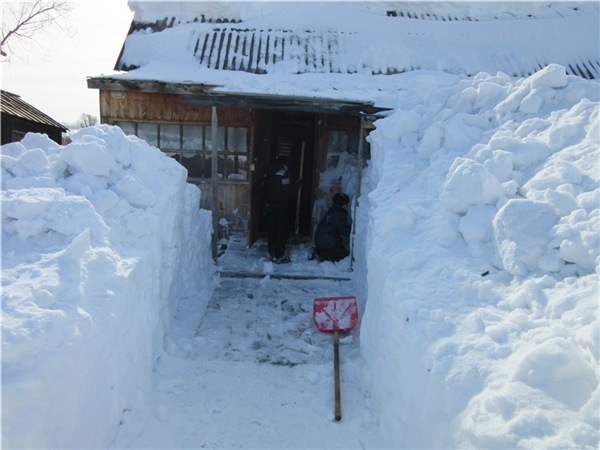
[313,296,359,421]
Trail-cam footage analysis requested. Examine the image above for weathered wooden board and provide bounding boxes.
[99,90,253,124]
[219,271,351,281]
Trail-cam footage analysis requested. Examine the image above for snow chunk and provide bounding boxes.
[511,337,596,408]
[472,146,514,182]
[61,138,118,177]
[556,208,599,271]
[2,188,109,243]
[493,199,557,275]
[529,63,568,89]
[21,132,61,153]
[459,205,497,243]
[113,173,158,208]
[11,148,50,175]
[440,158,503,214]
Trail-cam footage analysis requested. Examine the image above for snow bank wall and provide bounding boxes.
[1,126,215,449]
[359,65,599,448]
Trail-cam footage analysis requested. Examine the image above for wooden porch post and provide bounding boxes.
[349,117,366,270]
[211,106,219,258]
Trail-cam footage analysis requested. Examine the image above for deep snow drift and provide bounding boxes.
[356,64,599,448]
[2,56,599,450]
[2,126,215,448]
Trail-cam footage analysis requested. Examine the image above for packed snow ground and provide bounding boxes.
[2,62,598,449]
[111,249,379,448]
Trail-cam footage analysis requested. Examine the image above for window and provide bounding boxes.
[114,121,249,180]
[160,124,181,150]
[10,129,27,142]
[137,123,158,147]
[116,121,135,136]
[326,129,359,169]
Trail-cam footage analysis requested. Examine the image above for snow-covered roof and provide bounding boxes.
[86,1,598,114]
[112,1,599,79]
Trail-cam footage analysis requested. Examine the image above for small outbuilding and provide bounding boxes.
[1,90,67,145]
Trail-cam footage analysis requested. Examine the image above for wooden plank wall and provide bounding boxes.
[100,90,252,124]
[197,182,249,233]
[99,89,365,242]
[100,89,253,236]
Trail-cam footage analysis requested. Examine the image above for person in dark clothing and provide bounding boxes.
[313,192,352,262]
[262,156,292,263]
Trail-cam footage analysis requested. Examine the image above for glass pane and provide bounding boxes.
[339,132,350,152]
[217,127,226,151]
[183,125,203,150]
[11,130,26,142]
[165,152,181,163]
[327,130,343,169]
[181,152,204,178]
[202,154,212,178]
[115,121,135,136]
[224,155,248,180]
[327,155,340,170]
[327,130,358,154]
[205,128,213,151]
[137,123,158,147]
[205,126,225,151]
[161,124,180,150]
[327,130,343,154]
[349,131,359,154]
[227,127,247,152]
[217,154,225,179]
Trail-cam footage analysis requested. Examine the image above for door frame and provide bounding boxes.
[247,109,317,247]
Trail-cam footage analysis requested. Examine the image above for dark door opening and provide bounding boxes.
[264,111,315,240]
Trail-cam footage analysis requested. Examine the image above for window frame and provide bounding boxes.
[113,120,250,182]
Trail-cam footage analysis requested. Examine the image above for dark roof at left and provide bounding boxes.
[1,90,68,131]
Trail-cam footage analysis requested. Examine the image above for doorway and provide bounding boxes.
[270,112,315,240]
[248,109,369,249]
[248,109,317,248]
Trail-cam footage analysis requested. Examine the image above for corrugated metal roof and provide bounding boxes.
[1,90,67,131]
[193,28,347,74]
[189,28,599,78]
[117,27,599,79]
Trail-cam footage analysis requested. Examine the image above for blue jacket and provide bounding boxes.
[314,204,351,250]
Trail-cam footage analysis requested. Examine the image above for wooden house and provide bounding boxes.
[1,90,67,145]
[87,1,598,250]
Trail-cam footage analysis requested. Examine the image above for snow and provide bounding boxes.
[107,1,599,88]
[2,1,600,449]
[2,127,215,448]
[357,63,599,448]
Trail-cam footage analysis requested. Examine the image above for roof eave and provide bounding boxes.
[87,77,388,116]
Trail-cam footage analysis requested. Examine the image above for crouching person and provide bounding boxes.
[313,192,351,262]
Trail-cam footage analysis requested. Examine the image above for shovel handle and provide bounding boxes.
[334,330,341,421]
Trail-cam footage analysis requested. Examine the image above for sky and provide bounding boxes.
[1,0,133,125]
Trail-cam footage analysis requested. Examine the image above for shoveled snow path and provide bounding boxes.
[111,252,379,448]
